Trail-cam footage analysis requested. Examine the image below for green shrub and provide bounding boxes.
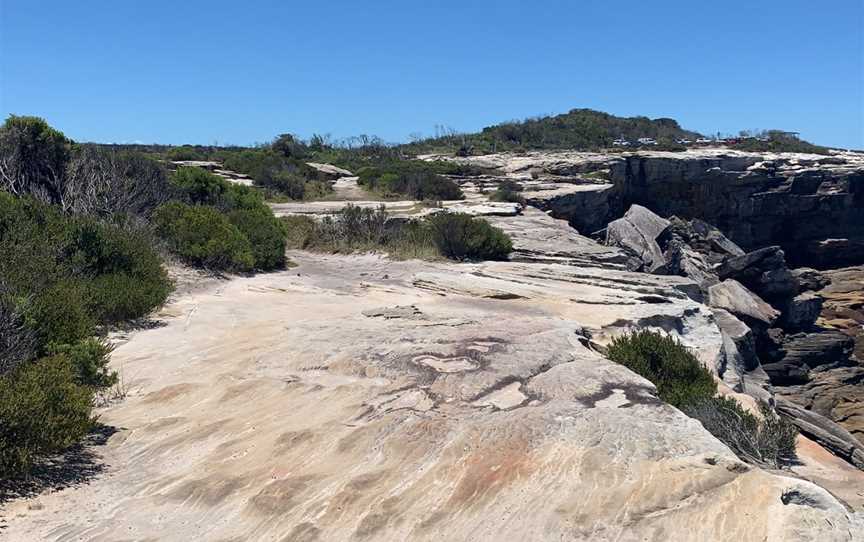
[0,115,70,204]
[166,145,205,161]
[489,180,525,204]
[427,212,512,261]
[28,279,96,349]
[170,166,262,211]
[683,397,798,467]
[153,202,255,271]
[0,355,95,478]
[356,161,464,200]
[606,330,717,409]
[48,338,115,388]
[281,215,318,250]
[65,219,172,322]
[228,207,287,270]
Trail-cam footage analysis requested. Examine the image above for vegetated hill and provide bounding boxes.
[402,109,704,154]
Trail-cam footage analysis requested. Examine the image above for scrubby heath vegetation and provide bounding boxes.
[400,109,702,155]
[282,205,512,261]
[0,115,291,478]
[729,130,831,155]
[607,330,797,468]
[355,160,465,200]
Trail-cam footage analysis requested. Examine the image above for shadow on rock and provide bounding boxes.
[0,423,119,508]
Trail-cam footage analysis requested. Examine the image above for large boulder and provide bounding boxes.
[762,329,855,385]
[780,291,824,331]
[605,204,669,273]
[713,308,771,400]
[791,267,831,292]
[776,397,864,470]
[716,246,799,304]
[708,279,779,326]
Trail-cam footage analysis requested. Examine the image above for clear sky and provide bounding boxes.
[2,0,862,148]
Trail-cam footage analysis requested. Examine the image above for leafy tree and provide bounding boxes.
[0,115,70,205]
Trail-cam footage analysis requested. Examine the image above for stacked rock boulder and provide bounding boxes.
[606,204,864,468]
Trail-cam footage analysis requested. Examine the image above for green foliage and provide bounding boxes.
[682,397,798,468]
[0,115,70,204]
[606,330,717,409]
[218,148,330,200]
[281,206,440,260]
[48,338,116,388]
[730,131,830,155]
[166,145,206,161]
[64,218,172,322]
[170,166,262,211]
[0,355,95,478]
[153,202,255,272]
[426,212,513,261]
[356,161,464,200]
[489,180,526,204]
[162,168,289,270]
[401,109,702,154]
[228,207,287,270]
[0,193,171,350]
[281,215,318,250]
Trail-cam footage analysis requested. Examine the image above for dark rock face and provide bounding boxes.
[610,153,864,268]
[776,366,864,445]
[762,330,855,385]
[716,246,799,304]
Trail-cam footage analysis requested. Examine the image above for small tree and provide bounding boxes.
[0,115,70,205]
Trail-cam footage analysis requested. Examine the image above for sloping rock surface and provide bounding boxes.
[5,251,862,539]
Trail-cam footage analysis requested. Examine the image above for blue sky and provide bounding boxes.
[2,0,862,148]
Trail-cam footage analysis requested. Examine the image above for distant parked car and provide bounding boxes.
[637,137,658,145]
[676,139,692,145]
[696,138,713,144]
[613,138,630,146]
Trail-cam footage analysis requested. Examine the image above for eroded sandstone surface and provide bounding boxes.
[4,207,864,540]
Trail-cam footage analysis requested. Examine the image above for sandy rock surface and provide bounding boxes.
[3,244,863,540]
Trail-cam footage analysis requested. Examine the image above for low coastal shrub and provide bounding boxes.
[606,330,717,409]
[607,330,798,467]
[158,168,288,271]
[227,207,288,270]
[489,180,525,204]
[426,212,512,261]
[153,202,255,272]
[356,161,464,200]
[683,397,798,468]
[280,206,511,261]
[0,355,95,478]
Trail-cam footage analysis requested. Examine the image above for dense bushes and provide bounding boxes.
[0,192,171,478]
[0,117,170,217]
[153,202,255,271]
[0,355,95,476]
[356,161,464,200]
[0,193,172,348]
[401,109,702,154]
[426,212,512,261]
[282,206,512,261]
[64,146,170,217]
[606,330,798,467]
[218,148,331,200]
[155,167,288,271]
